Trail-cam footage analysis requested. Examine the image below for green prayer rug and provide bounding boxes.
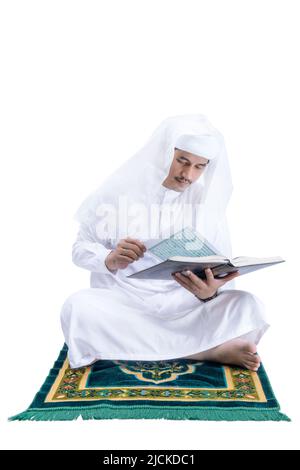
[9,344,290,422]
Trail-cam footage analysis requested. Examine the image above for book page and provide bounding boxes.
[148,226,221,261]
[232,256,284,266]
[170,255,229,263]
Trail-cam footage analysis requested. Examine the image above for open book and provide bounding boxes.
[127,227,285,280]
[127,254,285,280]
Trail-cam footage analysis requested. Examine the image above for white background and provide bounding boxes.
[1,0,299,450]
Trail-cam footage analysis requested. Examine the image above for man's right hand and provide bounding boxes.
[105,237,147,272]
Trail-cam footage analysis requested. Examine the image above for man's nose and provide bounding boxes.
[182,167,193,180]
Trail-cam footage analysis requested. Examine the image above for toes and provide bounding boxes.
[248,359,260,368]
[242,357,257,367]
[247,365,259,371]
[248,356,260,365]
[243,360,260,371]
[245,352,261,363]
[250,362,260,371]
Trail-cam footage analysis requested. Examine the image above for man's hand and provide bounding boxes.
[172,268,240,300]
[105,237,147,272]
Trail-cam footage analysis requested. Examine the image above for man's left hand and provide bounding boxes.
[172,268,240,300]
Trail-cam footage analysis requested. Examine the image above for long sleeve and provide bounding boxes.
[72,222,116,275]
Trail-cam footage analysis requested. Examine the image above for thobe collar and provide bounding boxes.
[157,184,182,204]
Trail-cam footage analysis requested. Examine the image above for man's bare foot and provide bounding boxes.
[185,338,261,371]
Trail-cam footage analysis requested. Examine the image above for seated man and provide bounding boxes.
[60,114,269,370]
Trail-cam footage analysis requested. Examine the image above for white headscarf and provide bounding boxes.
[74,114,234,258]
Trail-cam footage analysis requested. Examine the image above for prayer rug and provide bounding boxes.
[9,344,290,421]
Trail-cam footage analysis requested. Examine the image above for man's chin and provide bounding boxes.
[174,180,190,191]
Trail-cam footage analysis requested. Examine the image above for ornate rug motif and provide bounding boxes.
[9,344,290,421]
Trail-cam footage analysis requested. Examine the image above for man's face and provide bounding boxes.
[162,148,209,192]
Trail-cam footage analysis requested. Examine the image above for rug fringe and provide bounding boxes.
[8,407,291,422]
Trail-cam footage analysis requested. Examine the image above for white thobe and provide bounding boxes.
[60,186,270,368]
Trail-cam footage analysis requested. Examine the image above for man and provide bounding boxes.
[60,114,269,370]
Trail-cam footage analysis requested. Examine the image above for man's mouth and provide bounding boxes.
[175,177,190,185]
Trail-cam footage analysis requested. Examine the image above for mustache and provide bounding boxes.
[175,177,191,184]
